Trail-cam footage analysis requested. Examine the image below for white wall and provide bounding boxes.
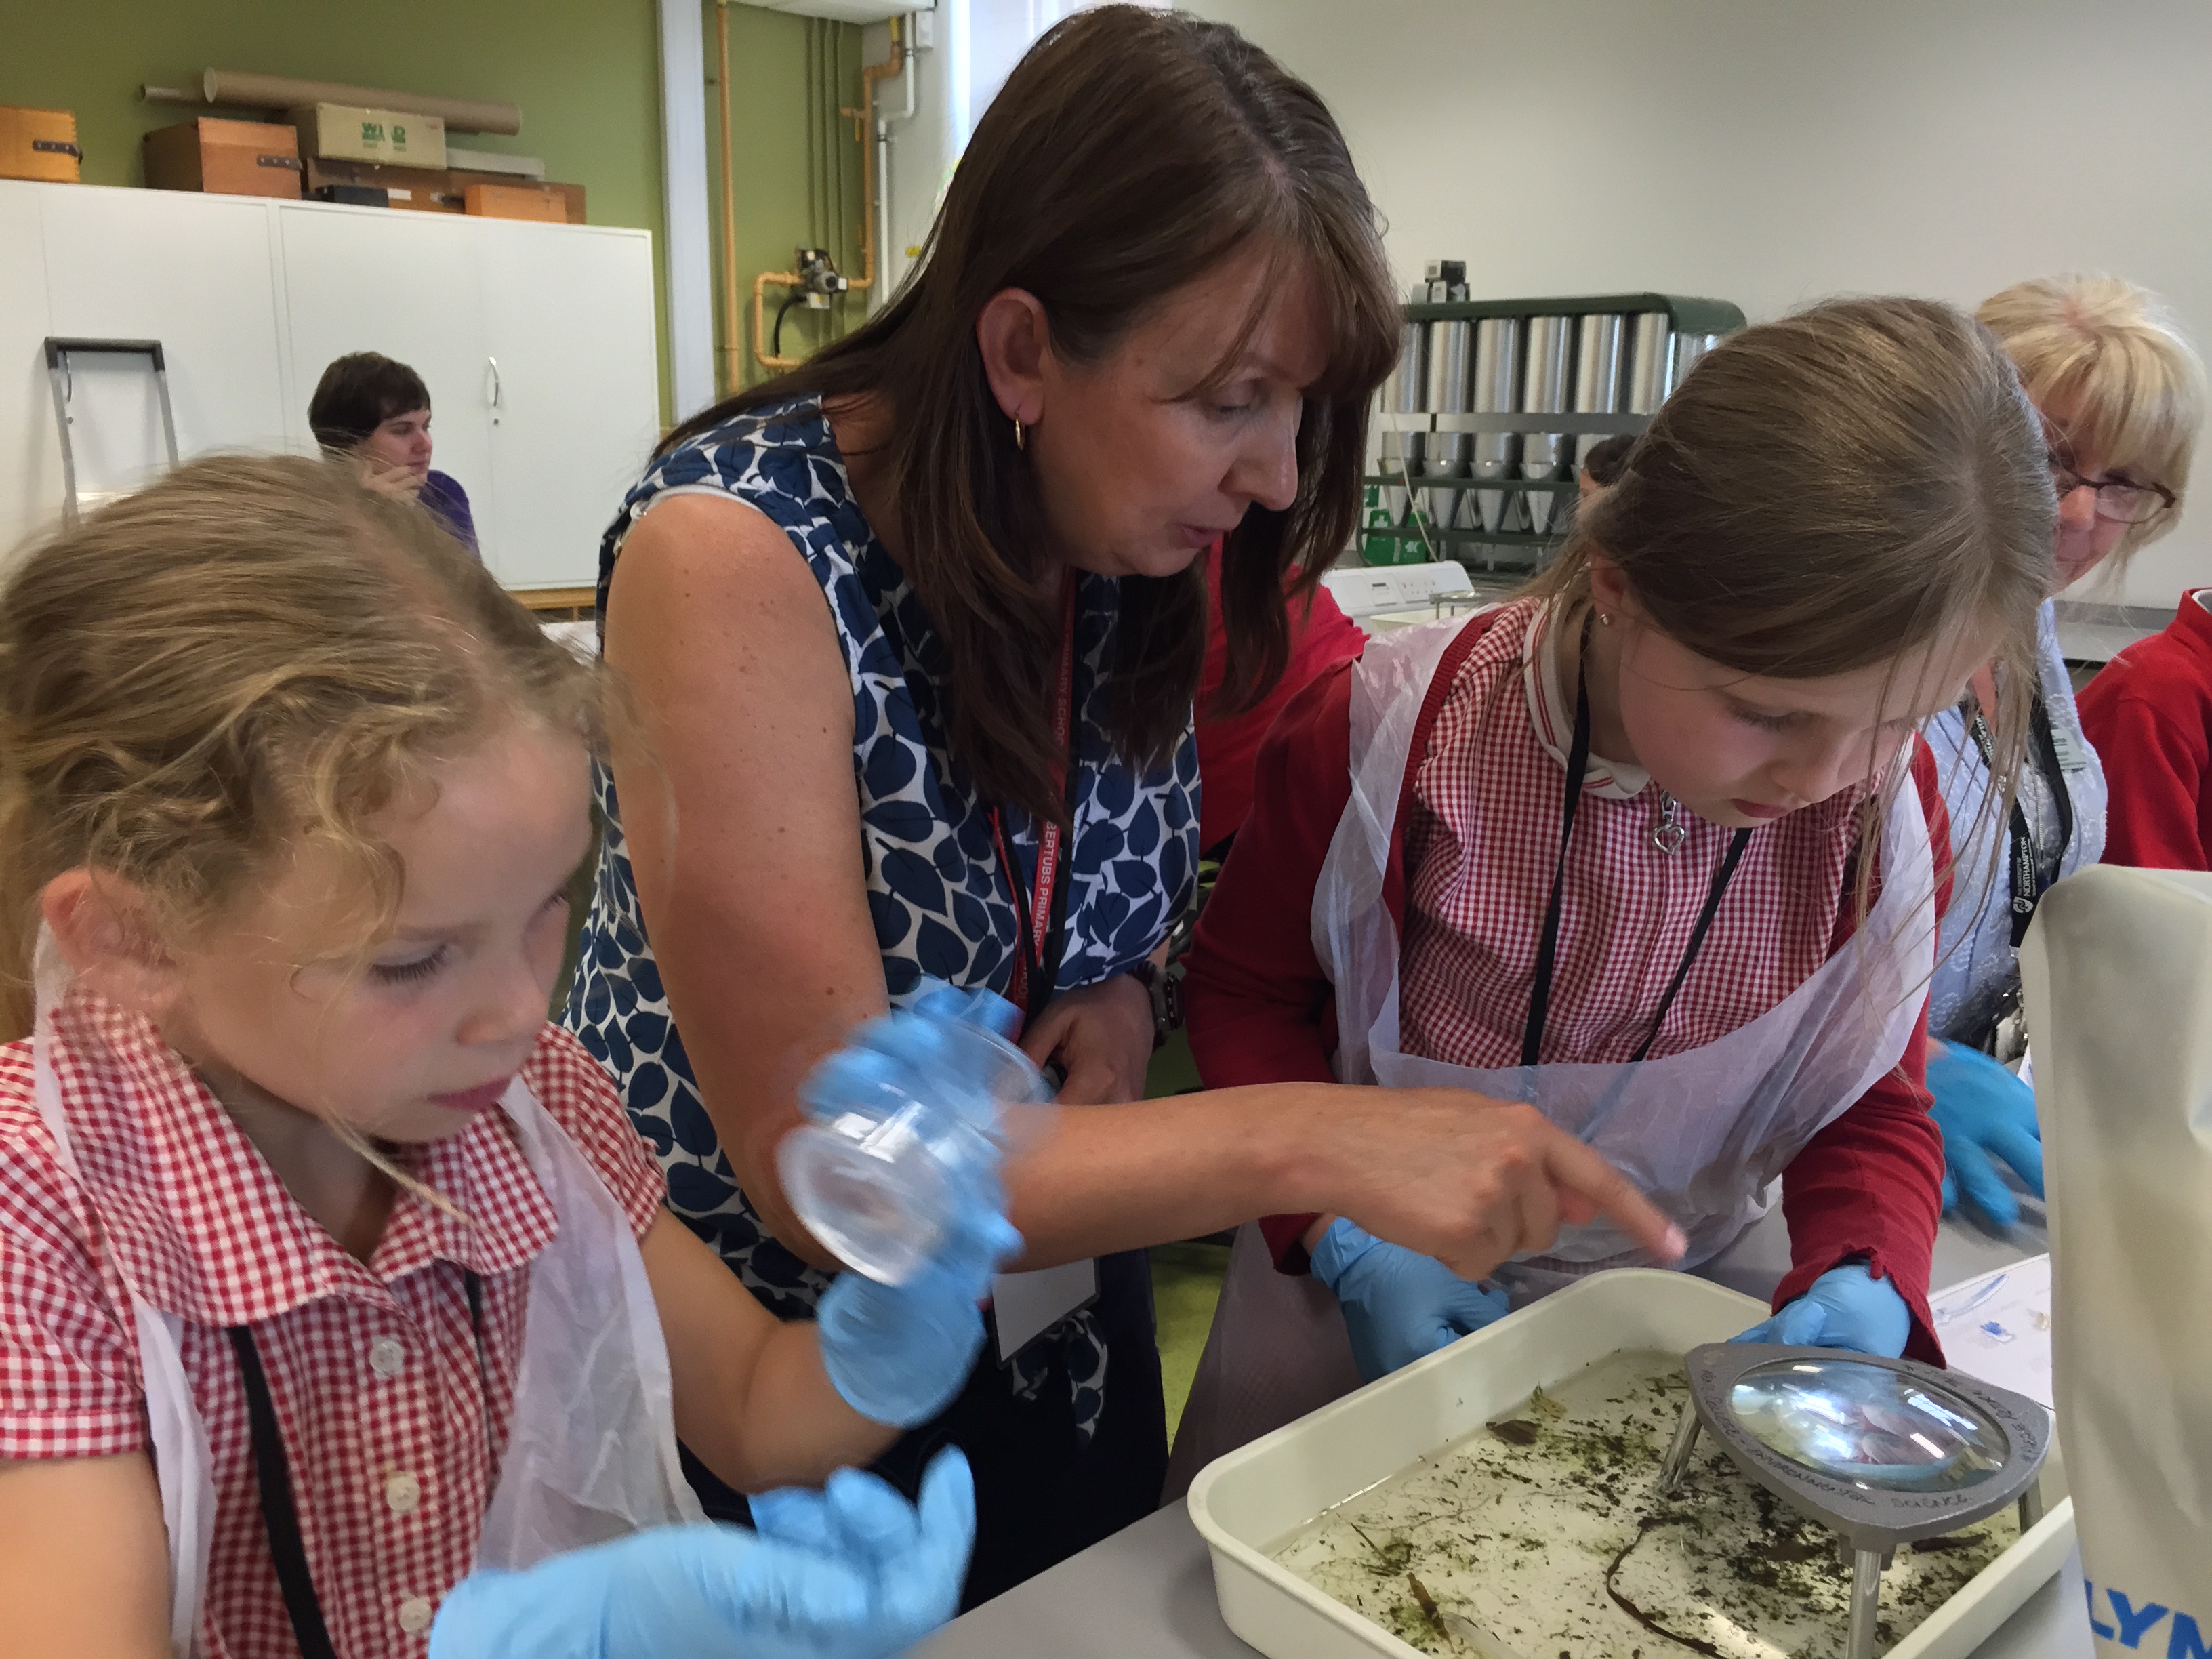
[1193,0,2212,610]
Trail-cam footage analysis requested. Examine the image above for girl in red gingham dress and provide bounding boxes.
[1170,299,2061,1477]
[0,457,1017,1659]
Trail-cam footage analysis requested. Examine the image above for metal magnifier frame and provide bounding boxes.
[1658,1344,2051,1659]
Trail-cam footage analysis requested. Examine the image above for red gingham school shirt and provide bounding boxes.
[1397,599,1872,1067]
[1184,599,1952,1359]
[0,994,665,1659]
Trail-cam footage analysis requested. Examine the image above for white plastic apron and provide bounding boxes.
[1166,615,1936,1496]
[29,942,701,1656]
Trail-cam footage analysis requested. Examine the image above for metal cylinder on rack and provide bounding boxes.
[1571,312,1625,473]
[1377,315,1426,528]
[1626,312,1673,415]
[1469,316,1523,534]
[1671,331,1723,391]
[1521,314,1574,535]
[1421,284,1472,537]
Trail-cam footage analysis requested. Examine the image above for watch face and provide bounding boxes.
[1727,1357,2009,1494]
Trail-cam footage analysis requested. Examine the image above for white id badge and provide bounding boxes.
[2048,718,2092,775]
[991,1261,1099,1362]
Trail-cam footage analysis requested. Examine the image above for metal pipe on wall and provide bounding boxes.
[873,15,918,315]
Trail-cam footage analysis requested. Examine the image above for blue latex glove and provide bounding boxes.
[801,986,1027,1426]
[816,1180,1019,1427]
[1926,1038,2043,1227]
[1734,1263,1912,1357]
[1310,1217,1513,1383]
[429,1450,975,1659]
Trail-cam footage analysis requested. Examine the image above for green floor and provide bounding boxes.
[1143,1031,1230,1442]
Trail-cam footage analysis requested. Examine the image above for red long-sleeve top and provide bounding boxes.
[1183,611,1951,1362]
[2078,590,2212,872]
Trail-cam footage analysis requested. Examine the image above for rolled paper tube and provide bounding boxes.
[201,68,522,135]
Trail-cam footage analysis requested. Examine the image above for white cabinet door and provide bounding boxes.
[477,221,659,588]
[39,184,291,510]
[0,182,58,561]
[276,205,495,538]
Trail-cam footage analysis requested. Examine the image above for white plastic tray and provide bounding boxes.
[1187,1270,2074,1659]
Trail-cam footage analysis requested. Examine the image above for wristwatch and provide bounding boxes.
[1127,958,1185,1050]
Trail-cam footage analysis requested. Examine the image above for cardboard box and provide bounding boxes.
[142,118,302,199]
[462,180,583,224]
[289,103,447,170]
[0,106,81,183]
[304,157,464,213]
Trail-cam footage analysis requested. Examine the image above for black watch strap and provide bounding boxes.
[1128,960,1185,1049]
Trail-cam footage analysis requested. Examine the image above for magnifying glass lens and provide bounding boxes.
[1727,1359,2009,1491]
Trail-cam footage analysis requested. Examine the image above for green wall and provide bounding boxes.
[708,2,869,390]
[0,0,871,422]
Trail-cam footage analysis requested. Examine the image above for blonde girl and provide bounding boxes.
[0,457,1012,1659]
[1172,298,2054,1475]
[1924,274,2207,1225]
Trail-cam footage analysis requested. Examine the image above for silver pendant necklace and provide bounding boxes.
[1652,791,1687,855]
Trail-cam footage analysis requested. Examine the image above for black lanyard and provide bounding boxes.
[1521,659,1753,1067]
[228,1269,488,1658]
[1967,695,2074,949]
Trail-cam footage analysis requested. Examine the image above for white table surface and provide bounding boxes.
[924,1206,2091,1659]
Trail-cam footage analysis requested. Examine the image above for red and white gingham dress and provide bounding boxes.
[0,994,665,1658]
[1399,600,1875,1067]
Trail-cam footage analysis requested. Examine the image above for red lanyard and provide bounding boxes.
[988,575,1078,1023]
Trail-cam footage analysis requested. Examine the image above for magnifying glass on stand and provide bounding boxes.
[1658,1345,2051,1659]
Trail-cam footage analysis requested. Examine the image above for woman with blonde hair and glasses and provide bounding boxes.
[1923,274,2205,1227]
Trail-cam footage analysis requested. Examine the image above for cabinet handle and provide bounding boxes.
[486,357,504,411]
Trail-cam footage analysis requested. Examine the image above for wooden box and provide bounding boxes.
[143,119,302,199]
[304,157,464,213]
[289,103,447,170]
[462,179,585,224]
[0,106,81,182]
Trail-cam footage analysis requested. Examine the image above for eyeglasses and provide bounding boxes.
[2049,457,2177,525]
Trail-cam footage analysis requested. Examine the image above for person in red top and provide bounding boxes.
[1174,300,2059,1471]
[0,457,1013,1659]
[1195,547,1367,856]
[2078,590,2212,869]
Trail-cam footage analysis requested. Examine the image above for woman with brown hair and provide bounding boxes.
[565,5,1674,1601]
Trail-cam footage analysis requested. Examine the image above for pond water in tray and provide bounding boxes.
[1270,1349,2016,1658]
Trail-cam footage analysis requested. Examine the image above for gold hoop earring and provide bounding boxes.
[1012,415,1025,451]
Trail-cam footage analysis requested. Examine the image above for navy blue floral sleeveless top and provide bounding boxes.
[563,397,1199,1441]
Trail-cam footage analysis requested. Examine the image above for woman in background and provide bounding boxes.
[309,350,480,556]
[1923,274,2203,1227]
